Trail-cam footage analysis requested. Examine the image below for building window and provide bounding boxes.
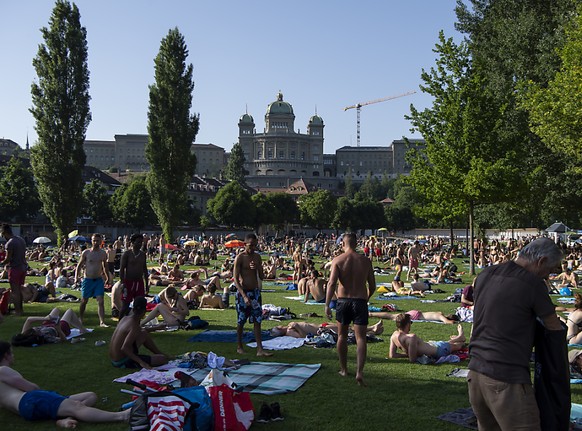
[290,151,295,159]
[257,150,262,159]
[279,150,285,159]
[314,155,319,162]
[267,148,273,159]
[301,152,305,160]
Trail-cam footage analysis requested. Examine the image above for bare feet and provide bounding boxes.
[338,370,348,377]
[356,375,367,387]
[256,350,273,357]
[372,320,384,335]
[56,418,78,428]
[99,322,109,328]
[237,347,245,354]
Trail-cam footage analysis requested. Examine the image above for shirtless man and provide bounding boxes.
[407,240,421,280]
[326,232,376,386]
[305,270,326,303]
[119,234,149,318]
[0,341,129,428]
[106,244,116,283]
[552,267,578,289]
[75,233,111,327]
[110,296,168,369]
[1,224,27,315]
[140,286,189,328]
[199,285,225,309]
[233,233,272,357]
[270,320,384,338]
[389,313,465,362]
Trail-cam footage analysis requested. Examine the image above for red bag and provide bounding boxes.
[207,384,254,431]
[0,289,10,315]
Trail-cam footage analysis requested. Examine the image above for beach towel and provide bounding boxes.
[188,330,273,343]
[437,407,477,430]
[115,362,321,395]
[67,328,94,340]
[247,336,305,350]
[376,295,418,301]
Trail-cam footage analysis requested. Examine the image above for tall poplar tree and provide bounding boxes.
[224,142,246,184]
[146,28,199,241]
[30,0,90,243]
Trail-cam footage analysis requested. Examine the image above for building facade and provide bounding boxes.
[84,135,225,175]
[238,92,338,190]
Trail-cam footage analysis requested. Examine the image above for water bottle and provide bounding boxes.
[95,340,106,347]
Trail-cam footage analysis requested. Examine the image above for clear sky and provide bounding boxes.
[1,1,463,153]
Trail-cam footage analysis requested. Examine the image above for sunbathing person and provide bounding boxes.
[270,320,384,338]
[0,341,130,428]
[167,264,184,282]
[304,270,326,303]
[552,267,579,289]
[199,285,225,309]
[370,309,458,324]
[565,293,582,343]
[140,286,189,328]
[110,296,168,369]
[388,313,465,362]
[12,308,87,346]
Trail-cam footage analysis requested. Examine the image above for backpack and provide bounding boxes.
[129,385,213,431]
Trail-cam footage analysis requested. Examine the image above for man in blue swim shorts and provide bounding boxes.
[75,233,111,327]
[389,313,466,362]
[233,233,273,357]
[0,341,129,428]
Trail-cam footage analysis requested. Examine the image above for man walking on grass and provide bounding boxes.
[326,232,376,386]
[0,224,27,316]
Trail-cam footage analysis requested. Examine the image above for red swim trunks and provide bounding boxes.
[121,279,145,303]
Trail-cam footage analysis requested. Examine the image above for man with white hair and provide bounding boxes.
[468,237,565,430]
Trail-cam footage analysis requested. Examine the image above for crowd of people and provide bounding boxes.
[0,222,580,428]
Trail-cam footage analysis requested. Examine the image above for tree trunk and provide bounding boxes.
[469,201,475,276]
[449,220,454,250]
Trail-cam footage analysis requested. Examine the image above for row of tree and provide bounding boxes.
[25,1,199,245]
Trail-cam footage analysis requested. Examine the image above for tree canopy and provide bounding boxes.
[110,176,156,230]
[224,143,246,184]
[207,181,255,227]
[0,156,41,222]
[30,0,90,243]
[146,27,199,241]
[298,190,337,230]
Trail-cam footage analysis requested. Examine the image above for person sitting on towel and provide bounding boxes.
[388,313,465,362]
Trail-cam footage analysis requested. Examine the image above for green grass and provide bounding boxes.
[0,256,580,430]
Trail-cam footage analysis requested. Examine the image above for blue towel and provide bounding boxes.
[188,330,273,343]
[376,295,418,301]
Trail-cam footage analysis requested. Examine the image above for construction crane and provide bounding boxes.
[344,90,416,147]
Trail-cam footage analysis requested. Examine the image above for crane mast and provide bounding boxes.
[344,90,416,147]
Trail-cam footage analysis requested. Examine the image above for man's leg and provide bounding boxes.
[236,323,245,354]
[68,392,97,406]
[57,398,130,423]
[10,281,23,315]
[336,322,349,377]
[137,328,167,365]
[96,296,107,327]
[353,324,368,386]
[79,298,89,322]
[254,321,273,357]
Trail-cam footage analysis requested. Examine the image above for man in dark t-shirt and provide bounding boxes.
[1,224,27,315]
[468,237,564,430]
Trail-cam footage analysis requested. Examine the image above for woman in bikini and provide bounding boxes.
[564,293,582,343]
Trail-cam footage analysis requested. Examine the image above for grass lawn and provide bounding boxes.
[0,254,580,430]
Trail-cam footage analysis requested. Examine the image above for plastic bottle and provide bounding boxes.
[95,340,106,347]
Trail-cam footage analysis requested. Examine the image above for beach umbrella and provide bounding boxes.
[225,233,237,240]
[33,236,51,244]
[224,239,245,248]
[68,229,79,238]
[69,235,88,242]
[184,240,198,247]
[165,243,178,250]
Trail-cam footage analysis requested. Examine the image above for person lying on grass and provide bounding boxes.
[269,320,384,338]
[370,309,459,324]
[0,341,130,428]
[11,308,87,346]
[389,313,465,362]
[110,296,168,369]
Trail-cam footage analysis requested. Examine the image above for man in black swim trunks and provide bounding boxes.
[326,233,376,386]
[0,341,130,428]
[109,296,168,369]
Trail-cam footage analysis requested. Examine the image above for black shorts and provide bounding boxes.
[336,298,368,326]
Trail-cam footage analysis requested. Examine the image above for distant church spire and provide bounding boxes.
[26,133,29,150]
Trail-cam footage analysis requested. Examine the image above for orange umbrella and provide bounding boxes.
[165,243,178,250]
[224,239,245,248]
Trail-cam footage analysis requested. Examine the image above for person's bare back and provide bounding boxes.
[331,250,374,300]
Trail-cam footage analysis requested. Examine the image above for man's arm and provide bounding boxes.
[75,251,86,281]
[101,252,111,284]
[366,261,376,300]
[406,336,419,363]
[388,336,407,359]
[142,256,149,293]
[119,252,128,281]
[232,255,249,304]
[542,312,564,331]
[0,247,12,266]
[0,367,40,392]
[325,261,339,319]
[256,255,264,281]
[121,327,151,370]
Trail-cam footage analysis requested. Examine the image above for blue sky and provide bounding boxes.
[0,1,463,153]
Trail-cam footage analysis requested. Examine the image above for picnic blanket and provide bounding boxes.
[188,330,273,343]
[247,336,305,350]
[114,362,321,395]
[68,328,94,340]
[437,407,477,430]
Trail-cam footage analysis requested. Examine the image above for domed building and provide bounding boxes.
[238,92,335,190]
